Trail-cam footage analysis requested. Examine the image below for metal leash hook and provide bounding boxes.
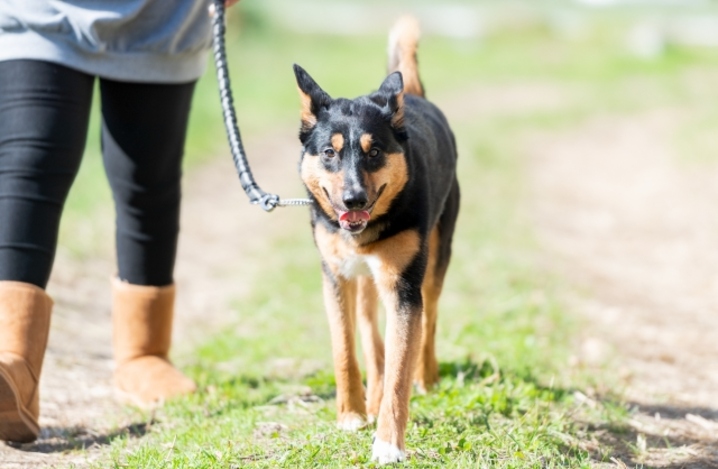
[210,0,311,212]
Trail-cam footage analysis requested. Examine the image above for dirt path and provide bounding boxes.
[0,80,577,467]
[5,81,718,468]
[0,130,307,468]
[530,110,718,467]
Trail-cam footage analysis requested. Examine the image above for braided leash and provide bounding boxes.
[210,0,311,212]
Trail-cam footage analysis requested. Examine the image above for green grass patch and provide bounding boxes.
[62,4,718,467]
[96,78,628,469]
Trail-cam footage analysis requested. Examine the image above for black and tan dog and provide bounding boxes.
[293,16,459,464]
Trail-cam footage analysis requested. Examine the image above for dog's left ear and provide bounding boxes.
[378,72,406,134]
[294,64,331,137]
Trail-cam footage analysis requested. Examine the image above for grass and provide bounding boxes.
[100,112,605,468]
[51,3,718,467]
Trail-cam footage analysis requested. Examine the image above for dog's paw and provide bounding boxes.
[371,438,406,465]
[413,371,439,395]
[336,412,367,431]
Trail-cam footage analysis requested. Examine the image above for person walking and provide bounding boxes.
[0,0,238,443]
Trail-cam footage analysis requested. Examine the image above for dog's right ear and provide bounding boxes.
[293,64,331,136]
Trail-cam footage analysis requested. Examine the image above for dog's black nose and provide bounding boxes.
[343,189,368,210]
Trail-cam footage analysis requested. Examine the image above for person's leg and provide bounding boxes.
[0,60,93,442]
[0,60,93,287]
[100,79,194,286]
[99,78,197,404]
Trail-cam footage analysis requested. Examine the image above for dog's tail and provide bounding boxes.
[387,15,424,98]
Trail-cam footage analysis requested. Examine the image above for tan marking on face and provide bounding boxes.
[331,133,344,153]
[301,154,342,219]
[360,133,373,154]
[297,87,317,129]
[366,152,409,218]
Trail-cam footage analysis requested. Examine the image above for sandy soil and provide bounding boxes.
[530,110,718,467]
[0,130,307,468]
[4,82,718,468]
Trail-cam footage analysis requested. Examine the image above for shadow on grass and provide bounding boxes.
[573,398,718,468]
[5,420,151,454]
[439,357,574,398]
[632,403,718,421]
[436,358,718,467]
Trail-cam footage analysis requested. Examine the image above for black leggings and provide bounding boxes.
[0,60,196,288]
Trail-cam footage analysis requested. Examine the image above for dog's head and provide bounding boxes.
[294,64,409,235]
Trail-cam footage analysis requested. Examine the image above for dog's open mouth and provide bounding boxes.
[338,210,371,233]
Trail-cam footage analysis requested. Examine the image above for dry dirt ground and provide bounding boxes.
[3,85,718,468]
[530,110,718,467]
[0,130,308,468]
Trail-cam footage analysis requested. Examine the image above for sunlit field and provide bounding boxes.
[47,1,718,467]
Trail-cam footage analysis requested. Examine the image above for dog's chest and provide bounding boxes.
[314,222,385,280]
[337,253,380,279]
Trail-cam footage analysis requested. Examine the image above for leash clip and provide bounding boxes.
[258,193,279,212]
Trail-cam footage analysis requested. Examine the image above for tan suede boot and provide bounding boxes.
[112,279,196,406]
[0,281,53,443]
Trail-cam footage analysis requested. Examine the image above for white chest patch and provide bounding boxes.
[338,254,373,279]
[339,254,379,278]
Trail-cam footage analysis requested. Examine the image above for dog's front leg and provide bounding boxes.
[363,230,425,464]
[322,273,367,431]
[371,290,421,464]
[356,275,384,421]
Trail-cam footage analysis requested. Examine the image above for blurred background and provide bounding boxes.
[25,0,718,466]
[60,0,718,237]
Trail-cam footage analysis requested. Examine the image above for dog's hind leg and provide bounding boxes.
[356,275,384,421]
[415,226,442,393]
[322,274,367,431]
[415,179,459,393]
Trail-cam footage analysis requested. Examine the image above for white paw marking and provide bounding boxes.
[371,438,405,464]
[337,415,367,432]
[413,381,428,395]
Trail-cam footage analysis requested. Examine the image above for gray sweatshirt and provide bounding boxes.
[0,0,213,83]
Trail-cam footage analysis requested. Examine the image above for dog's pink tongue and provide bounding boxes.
[339,210,371,223]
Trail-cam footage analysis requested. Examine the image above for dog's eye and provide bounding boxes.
[368,148,380,158]
[324,148,336,158]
